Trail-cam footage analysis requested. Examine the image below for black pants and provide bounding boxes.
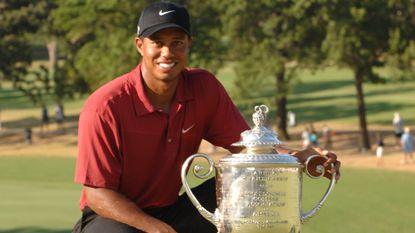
[72,178,217,233]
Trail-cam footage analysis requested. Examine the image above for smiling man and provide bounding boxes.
[72,2,249,233]
[72,2,340,233]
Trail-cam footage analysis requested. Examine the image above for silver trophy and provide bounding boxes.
[181,105,336,233]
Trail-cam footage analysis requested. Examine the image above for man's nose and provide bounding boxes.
[161,45,172,57]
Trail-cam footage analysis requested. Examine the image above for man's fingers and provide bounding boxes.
[296,147,341,181]
[323,152,337,167]
[327,161,341,181]
[324,158,333,167]
[308,147,341,181]
[312,147,337,160]
[326,151,337,160]
[335,171,341,181]
[334,160,341,169]
[311,147,323,154]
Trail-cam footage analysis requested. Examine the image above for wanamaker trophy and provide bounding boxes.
[181,105,336,233]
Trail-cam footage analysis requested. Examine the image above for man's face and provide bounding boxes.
[135,28,191,83]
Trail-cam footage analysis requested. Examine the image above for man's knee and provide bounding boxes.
[86,216,141,233]
[73,214,142,233]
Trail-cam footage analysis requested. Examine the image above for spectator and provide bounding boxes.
[55,102,65,132]
[375,132,384,166]
[301,127,311,148]
[309,129,319,147]
[392,112,404,147]
[24,128,32,144]
[287,111,296,127]
[40,104,49,134]
[400,127,414,164]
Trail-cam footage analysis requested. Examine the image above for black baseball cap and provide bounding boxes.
[137,2,191,38]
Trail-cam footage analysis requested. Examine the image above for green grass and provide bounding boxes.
[1,156,414,233]
[302,168,415,233]
[2,66,415,232]
[216,66,415,126]
[2,66,414,129]
[0,156,81,232]
[291,68,415,126]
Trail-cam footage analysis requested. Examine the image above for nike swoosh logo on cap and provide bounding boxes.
[159,10,175,16]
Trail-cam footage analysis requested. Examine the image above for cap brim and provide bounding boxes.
[139,23,191,37]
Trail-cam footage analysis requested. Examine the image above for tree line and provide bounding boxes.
[1,0,414,150]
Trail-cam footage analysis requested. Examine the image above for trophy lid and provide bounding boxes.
[222,105,300,165]
[232,105,282,152]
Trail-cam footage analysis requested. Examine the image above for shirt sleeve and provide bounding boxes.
[74,108,122,190]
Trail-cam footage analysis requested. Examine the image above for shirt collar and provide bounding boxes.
[129,63,194,117]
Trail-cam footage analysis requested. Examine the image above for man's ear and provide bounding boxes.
[135,37,143,56]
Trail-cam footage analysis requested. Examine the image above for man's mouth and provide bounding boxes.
[158,62,176,69]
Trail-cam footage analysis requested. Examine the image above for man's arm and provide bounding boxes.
[84,186,177,233]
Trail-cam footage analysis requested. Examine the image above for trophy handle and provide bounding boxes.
[301,155,336,223]
[181,153,221,228]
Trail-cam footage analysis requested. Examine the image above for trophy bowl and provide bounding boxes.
[181,105,336,233]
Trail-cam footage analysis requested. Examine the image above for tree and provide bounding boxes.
[214,0,326,139]
[385,0,415,81]
[183,0,227,74]
[50,0,149,91]
[321,0,415,151]
[50,0,227,92]
[0,0,53,102]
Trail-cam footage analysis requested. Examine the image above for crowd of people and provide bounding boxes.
[21,102,66,145]
[300,123,333,150]
[382,112,414,164]
[297,111,414,166]
[393,112,414,164]
[39,102,65,134]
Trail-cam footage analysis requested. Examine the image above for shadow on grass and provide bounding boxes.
[0,88,58,110]
[0,228,71,233]
[292,79,353,94]
[292,101,415,125]
[238,98,412,125]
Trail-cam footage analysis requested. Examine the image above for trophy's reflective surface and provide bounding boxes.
[181,105,336,233]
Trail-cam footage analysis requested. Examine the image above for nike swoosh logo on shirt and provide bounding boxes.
[182,124,195,134]
[159,10,175,16]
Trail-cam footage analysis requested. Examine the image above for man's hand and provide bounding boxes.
[141,215,177,233]
[291,147,341,181]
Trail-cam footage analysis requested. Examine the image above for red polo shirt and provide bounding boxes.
[75,64,249,210]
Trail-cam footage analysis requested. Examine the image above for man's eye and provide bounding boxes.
[151,41,163,46]
[173,41,184,46]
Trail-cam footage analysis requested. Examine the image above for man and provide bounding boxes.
[55,102,65,132]
[73,2,340,233]
[393,112,404,147]
[400,127,414,164]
